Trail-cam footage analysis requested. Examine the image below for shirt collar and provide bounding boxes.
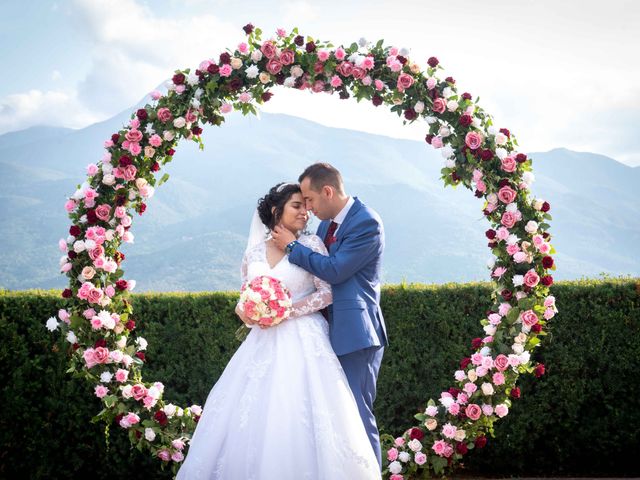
[332,196,354,226]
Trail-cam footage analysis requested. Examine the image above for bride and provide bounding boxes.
[176,182,381,479]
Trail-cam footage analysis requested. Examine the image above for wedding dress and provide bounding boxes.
[176,233,381,480]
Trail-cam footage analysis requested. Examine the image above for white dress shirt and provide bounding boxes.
[331,196,354,235]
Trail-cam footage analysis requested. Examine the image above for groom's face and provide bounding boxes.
[300,177,332,220]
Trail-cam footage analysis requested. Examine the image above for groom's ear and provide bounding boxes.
[323,185,333,199]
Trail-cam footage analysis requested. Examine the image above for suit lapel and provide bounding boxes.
[335,197,362,240]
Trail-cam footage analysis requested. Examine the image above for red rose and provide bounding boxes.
[62,288,72,298]
[219,52,231,64]
[86,209,98,224]
[137,203,147,215]
[116,280,128,291]
[135,351,146,362]
[475,436,487,448]
[261,92,273,102]
[448,387,460,398]
[111,133,120,144]
[207,64,220,75]
[445,76,455,84]
[192,126,203,135]
[531,323,542,333]
[542,256,554,268]
[68,251,77,259]
[94,338,107,348]
[294,35,304,46]
[471,337,483,349]
[456,442,468,454]
[404,108,417,120]
[372,95,383,107]
[119,155,132,167]
[69,225,81,236]
[499,128,511,138]
[151,162,160,172]
[460,357,471,369]
[516,153,527,163]
[305,41,316,53]
[409,427,424,440]
[480,149,494,161]
[501,289,513,300]
[396,55,407,65]
[459,114,472,127]
[541,201,551,212]
[167,148,175,156]
[126,319,136,331]
[534,363,546,377]
[462,92,472,100]
[115,413,124,425]
[485,229,496,239]
[541,275,554,286]
[172,73,185,85]
[510,387,521,399]
[242,23,254,34]
[136,109,148,121]
[154,410,168,426]
[427,57,439,67]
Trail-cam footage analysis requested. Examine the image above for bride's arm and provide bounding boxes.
[289,236,333,319]
[235,250,254,325]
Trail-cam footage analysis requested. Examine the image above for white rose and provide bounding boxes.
[480,346,491,356]
[454,429,466,442]
[506,203,518,213]
[136,337,148,351]
[145,427,156,442]
[519,351,531,364]
[121,384,133,399]
[408,439,422,452]
[488,125,498,135]
[438,126,451,137]
[245,65,259,79]
[102,174,116,186]
[512,274,524,286]
[398,451,410,462]
[102,163,113,174]
[291,65,303,78]
[506,233,519,245]
[164,404,177,417]
[414,101,425,113]
[399,47,410,56]
[454,370,467,381]
[525,221,538,234]
[481,382,494,395]
[495,132,508,145]
[468,369,478,382]
[283,76,295,88]
[105,229,115,241]
[194,87,203,99]
[66,331,78,344]
[251,49,263,62]
[472,117,482,128]
[163,130,175,141]
[173,117,186,129]
[442,87,453,98]
[186,72,199,86]
[45,317,59,331]
[484,324,497,336]
[446,100,459,112]
[230,57,243,69]
[445,159,456,168]
[487,256,496,269]
[515,332,527,344]
[512,343,524,354]
[84,239,96,250]
[440,396,454,408]
[389,461,402,474]
[496,147,508,160]
[425,115,437,124]
[73,240,86,253]
[147,386,161,399]
[441,145,454,159]
[100,371,113,383]
[523,171,535,185]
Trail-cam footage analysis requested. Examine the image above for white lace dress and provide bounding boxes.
[175,234,381,480]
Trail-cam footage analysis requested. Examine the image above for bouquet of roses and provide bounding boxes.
[235,275,293,341]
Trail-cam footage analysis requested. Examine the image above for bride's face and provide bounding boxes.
[279,192,308,233]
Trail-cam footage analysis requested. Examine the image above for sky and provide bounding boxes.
[1,0,639,166]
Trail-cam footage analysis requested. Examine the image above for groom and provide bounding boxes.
[272,162,388,467]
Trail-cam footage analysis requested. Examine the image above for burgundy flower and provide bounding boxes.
[219,52,231,64]
[151,162,160,172]
[462,92,472,101]
[425,134,434,144]
[542,256,554,269]
[126,319,136,331]
[135,351,146,362]
[451,171,460,183]
[501,289,513,301]
[242,23,254,34]
[499,128,511,138]
[459,114,472,127]
[70,225,81,236]
[471,337,483,349]
[456,442,468,455]
[534,363,546,377]
[68,251,77,260]
[134,430,142,439]
[111,133,120,144]
[72,343,80,351]
[137,203,147,215]
[116,280,128,291]
[114,251,125,264]
[191,126,203,135]
[480,149,494,161]
[275,72,285,85]
[207,64,220,75]
[261,92,273,102]
[409,427,424,440]
[427,56,439,67]
[294,35,304,46]
[167,148,175,156]
[498,178,511,188]
[531,323,542,333]
[475,436,487,448]
[86,209,98,224]
[136,109,148,121]
[115,195,127,206]
[541,201,551,212]
[445,76,455,84]
[228,77,243,91]
[460,357,471,369]
[396,55,407,65]
[305,41,316,53]
[475,190,483,198]
[485,229,496,239]
[448,387,461,398]
[510,387,521,399]
[115,413,124,426]
[516,153,527,163]
[541,275,554,286]
[172,73,185,85]
[339,90,350,100]
[372,95,383,107]
[62,288,72,298]
[154,410,168,426]
[119,155,132,167]
[404,108,417,120]
[94,338,107,348]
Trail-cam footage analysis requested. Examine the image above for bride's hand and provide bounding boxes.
[271,224,296,251]
[235,304,256,326]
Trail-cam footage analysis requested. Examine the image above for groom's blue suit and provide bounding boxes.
[288,196,388,466]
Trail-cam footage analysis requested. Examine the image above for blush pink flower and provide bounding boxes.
[465,131,483,150]
[432,98,446,114]
[334,47,346,60]
[501,211,518,228]
[498,185,517,204]
[94,385,109,398]
[465,403,482,420]
[521,309,539,327]
[523,269,540,287]
[330,75,343,88]
[492,372,505,385]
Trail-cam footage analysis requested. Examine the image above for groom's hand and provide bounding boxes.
[271,224,296,251]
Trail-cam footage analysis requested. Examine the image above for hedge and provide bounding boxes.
[1,278,638,478]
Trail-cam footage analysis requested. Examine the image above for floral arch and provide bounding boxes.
[49,24,557,478]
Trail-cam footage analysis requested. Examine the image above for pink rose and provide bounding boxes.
[93,346,110,364]
[157,449,171,461]
[279,49,295,65]
[334,47,346,60]
[337,61,353,77]
[219,64,232,77]
[501,156,517,172]
[523,269,540,287]
[260,41,277,59]
[465,131,484,150]
[266,58,283,74]
[476,179,487,193]
[432,97,446,114]
[317,49,330,62]
[495,404,509,418]
[149,134,162,147]
[121,165,137,181]
[431,136,443,149]
[432,440,448,457]
[521,309,539,327]
[415,452,427,465]
[465,403,482,421]
[501,211,518,228]
[498,186,517,204]
[311,80,325,93]
[394,437,405,447]
[87,287,103,304]
[115,369,129,382]
[330,75,343,88]
[95,204,111,221]
[396,73,415,92]
[494,354,509,371]
[125,129,143,143]
[374,79,384,91]
[387,447,398,461]
[492,372,505,385]
[132,384,148,401]
[94,385,108,398]
[157,108,172,123]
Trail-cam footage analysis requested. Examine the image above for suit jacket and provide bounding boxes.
[288,197,388,355]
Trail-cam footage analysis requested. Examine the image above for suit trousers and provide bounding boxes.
[338,345,385,468]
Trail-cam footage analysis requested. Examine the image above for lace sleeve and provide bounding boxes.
[289,235,333,318]
[240,249,248,285]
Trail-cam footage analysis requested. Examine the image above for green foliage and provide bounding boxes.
[0,278,638,477]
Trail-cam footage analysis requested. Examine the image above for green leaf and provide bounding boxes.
[158,173,170,186]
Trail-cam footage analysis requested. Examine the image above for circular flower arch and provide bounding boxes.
[48,24,558,478]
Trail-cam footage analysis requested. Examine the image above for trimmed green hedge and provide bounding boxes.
[1,278,638,478]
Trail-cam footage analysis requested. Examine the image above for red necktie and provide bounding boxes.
[323,221,338,249]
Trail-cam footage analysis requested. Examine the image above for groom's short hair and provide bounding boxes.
[299,163,345,194]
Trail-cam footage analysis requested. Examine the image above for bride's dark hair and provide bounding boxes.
[257,182,303,230]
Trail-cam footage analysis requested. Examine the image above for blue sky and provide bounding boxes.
[1,0,639,166]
